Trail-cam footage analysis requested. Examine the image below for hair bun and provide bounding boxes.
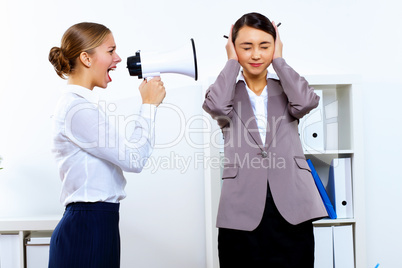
[49,46,70,79]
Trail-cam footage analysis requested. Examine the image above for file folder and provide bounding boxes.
[307,159,337,219]
[326,122,339,150]
[298,90,325,152]
[333,225,354,268]
[327,158,353,219]
[314,226,334,268]
[325,100,339,150]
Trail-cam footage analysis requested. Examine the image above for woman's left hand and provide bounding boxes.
[272,21,283,59]
[226,25,238,61]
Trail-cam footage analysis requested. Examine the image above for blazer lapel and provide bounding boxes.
[233,82,264,146]
[265,79,288,150]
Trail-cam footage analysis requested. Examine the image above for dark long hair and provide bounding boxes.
[232,12,276,44]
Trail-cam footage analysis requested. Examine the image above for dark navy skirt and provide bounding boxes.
[48,202,120,268]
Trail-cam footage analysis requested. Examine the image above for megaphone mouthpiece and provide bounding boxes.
[127,51,142,77]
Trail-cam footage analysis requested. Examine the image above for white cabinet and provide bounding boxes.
[306,76,366,268]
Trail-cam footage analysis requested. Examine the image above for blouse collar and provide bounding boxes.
[236,69,279,85]
[63,84,99,104]
[236,70,278,98]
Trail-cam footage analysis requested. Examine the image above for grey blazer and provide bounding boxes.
[203,58,327,231]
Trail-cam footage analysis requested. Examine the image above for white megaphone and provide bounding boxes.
[127,38,198,80]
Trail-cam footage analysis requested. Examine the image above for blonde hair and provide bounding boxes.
[49,22,111,79]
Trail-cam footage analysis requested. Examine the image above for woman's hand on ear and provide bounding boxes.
[272,21,283,59]
[226,25,238,61]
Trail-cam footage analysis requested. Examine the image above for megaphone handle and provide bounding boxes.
[144,72,161,81]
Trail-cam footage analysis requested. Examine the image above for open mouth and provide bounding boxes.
[107,66,116,81]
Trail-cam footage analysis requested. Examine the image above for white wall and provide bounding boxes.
[0,0,401,267]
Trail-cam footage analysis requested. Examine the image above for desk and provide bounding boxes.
[0,216,60,268]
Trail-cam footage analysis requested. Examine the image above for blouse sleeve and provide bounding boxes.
[64,99,156,173]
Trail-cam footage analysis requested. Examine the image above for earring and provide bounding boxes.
[88,63,91,67]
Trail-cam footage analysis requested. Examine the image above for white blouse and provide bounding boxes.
[52,84,157,206]
[237,71,279,145]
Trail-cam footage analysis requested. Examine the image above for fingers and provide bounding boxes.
[153,79,166,107]
[226,24,238,61]
[149,77,164,91]
[139,76,166,107]
[139,77,162,89]
[272,21,283,59]
[228,24,234,40]
[272,21,280,39]
[139,78,147,88]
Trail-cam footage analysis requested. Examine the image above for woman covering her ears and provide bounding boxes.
[203,12,327,267]
[48,22,165,267]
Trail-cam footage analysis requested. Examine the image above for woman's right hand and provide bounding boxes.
[272,21,283,59]
[139,77,166,107]
[226,25,238,61]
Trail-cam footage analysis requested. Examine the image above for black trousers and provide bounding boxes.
[218,192,315,268]
[48,202,121,268]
